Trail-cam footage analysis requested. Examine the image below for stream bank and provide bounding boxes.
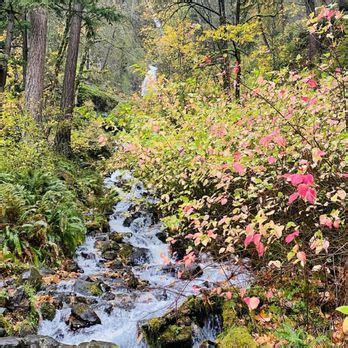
[1,170,249,347]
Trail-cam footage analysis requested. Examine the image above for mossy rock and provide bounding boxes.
[77,83,119,112]
[109,232,124,243]
[89,283,103,297]
[217,326,257,348]
[222,300,237,329]
[40,302,56,321]
[158,325,192,348]
[118,244,134,264]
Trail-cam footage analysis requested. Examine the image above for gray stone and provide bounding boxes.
[130,248,149,266]
[0,337,22,347]
[68,303,101,330]
[77,341,118,348]
[21,335,60,347]
[20,267,42,290]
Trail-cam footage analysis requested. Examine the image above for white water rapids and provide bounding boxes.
[38,171,250,347]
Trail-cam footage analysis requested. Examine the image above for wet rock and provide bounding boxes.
[102,293,115,301]
[6,287,30,314]
[74,279,103,297]
[104,304,113,315]
[40,302,56,321]
[162,264,176,276]
[109,232,123,243]
[123,211,142,227]
[0,337,22,347]
[155,231,167,243]
[68,303,101,330]
[177,264,203,280]
[77,341,119,348]
[0,327,6,337]
[199,340,217,348]
[130,247,149,266]
[118,244,133,264]
[80,252,96,260]
[101,249,119,261]
[20,267,42,290]
[63,260,81,273]
[0,307,7,315]
[159,325,192,348]
[22,335,60,347]
[108,259,123,270]
[125,273,139,289]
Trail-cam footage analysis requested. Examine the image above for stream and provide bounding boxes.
[38,170,250,347]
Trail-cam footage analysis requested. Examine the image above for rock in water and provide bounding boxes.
[78,341,119,348]
[22,335,60,347]
[68,303,101,330]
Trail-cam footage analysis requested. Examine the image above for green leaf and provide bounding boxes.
[336,306,348,315]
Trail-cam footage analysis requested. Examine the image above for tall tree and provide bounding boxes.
[25,6,48,123]
[305,0,318,63]
[54,1,83,156]
[0,3,14,93]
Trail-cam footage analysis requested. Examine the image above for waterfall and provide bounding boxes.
[140,18,162,97]
[140,65,158,97]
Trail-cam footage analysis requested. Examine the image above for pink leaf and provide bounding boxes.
[266,290,274,300]
[288,192,299,204]
[253,234,261,246]
[268,156,277,164]
[285,230,300,244]
[244,234,254,247]
[256,241,265,257]
[233,162,246,175]
[305,187,316,204]
[243,297,260,310]
[302,174,314,186]
[306,79,318,89]
[297,251,307,263]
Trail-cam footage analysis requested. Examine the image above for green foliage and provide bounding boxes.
[217,326,257,348]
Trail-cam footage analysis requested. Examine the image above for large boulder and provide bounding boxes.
[0,337,22,347]
[129,247,149,266]
[20,267,42,290]
[6,287,30,314]
[68,303,101,330]
[21,335,60,347]
[73,279,103,297]
[77,341,119,348]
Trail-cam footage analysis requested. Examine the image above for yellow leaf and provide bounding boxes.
[343,317,348,335]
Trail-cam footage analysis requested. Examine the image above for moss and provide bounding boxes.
[89,283,103,297]
[217,326,257,348]
[119,244,133,264]
[158,325,192,348]
[222,300,237,329]
[40,302,56,321]
[77,83,119,112]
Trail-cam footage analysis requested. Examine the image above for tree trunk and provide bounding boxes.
[305,0,318,63]
[25,7,48,123]
[54,1,83,156]
[0,9,15,93]
[218,0,231,94]
[22,11,28,88]
[234,0,241,101]
[52,1,72,91]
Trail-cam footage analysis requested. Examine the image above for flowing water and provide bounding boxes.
[38,171,249,347]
